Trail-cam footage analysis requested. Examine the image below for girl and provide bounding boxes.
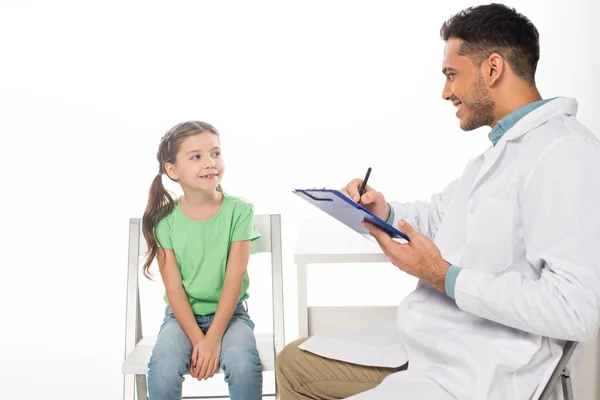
[141,121,262,400]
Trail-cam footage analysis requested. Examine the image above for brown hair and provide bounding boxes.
[141,121,222,279]
[439,4,540,84]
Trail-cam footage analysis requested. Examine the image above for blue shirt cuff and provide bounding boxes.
[445,265,462,299]
[386,204,395,225]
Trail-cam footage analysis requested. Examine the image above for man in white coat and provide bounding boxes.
[276,3,600,400]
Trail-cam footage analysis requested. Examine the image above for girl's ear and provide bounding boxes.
[165,162,178,181]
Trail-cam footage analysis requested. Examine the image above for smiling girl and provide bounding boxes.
[141,121,262,400]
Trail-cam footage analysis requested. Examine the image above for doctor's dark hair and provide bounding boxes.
[141,121,222,279]
[440,3,540,84]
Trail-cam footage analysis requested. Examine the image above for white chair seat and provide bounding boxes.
[122,332,275,375]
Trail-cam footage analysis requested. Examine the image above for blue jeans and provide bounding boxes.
[147,303,262,400]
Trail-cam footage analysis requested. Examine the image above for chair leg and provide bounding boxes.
[136,374,148,400]
[123,374,135,400]
[561,367,574,400]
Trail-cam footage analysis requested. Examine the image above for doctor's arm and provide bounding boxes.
[453,137,600,342]
[342,176,460,240]
[387,178,459,240]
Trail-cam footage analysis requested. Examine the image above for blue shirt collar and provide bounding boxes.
[489,98,555,146]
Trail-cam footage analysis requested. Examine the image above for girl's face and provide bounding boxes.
[166,132,224,192]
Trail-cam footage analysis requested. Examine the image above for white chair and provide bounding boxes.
[122,215,285,400]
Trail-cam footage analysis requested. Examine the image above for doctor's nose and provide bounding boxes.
[442,81,453,101]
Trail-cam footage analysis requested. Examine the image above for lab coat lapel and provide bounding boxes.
[468,97,578,196]
[468,139,507,197]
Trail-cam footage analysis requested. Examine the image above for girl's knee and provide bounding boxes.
[148,326,192,382]
[148,353,188,384]
[222,346,262,378]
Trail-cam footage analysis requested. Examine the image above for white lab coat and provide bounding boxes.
[299,97,600,399]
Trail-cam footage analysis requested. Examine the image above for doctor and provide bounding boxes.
[276,3,600,400]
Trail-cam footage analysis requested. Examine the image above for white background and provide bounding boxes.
[0,0,598,399]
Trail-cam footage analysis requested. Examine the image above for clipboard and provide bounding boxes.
[293,188,410,243]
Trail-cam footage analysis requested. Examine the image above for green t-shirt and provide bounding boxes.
[155,194,260,315]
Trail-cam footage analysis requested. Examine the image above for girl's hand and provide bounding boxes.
[190,335,222,380]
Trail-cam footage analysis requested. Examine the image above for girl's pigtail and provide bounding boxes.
[141,174,174,278]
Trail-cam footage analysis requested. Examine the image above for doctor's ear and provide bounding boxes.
[483,53,505,86]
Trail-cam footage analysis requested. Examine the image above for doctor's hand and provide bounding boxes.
[341,179,391,221]
[363,219,450,292]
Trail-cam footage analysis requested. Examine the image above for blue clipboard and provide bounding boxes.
[293,188,410,242]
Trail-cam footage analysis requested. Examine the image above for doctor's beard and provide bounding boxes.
[459,72,496,131]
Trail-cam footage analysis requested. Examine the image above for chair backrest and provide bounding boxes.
[124,214,285,361]
[136,214,275,256]
[535,340,577,400]
[251,214,273,254]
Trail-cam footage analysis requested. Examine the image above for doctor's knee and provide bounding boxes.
[276,337,310,375]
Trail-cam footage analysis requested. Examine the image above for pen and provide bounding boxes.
[358,167,372,201]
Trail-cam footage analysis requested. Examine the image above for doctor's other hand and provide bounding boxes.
[362,219,450,292]
[341,178,390,221]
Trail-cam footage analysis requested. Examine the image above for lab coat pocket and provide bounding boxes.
[465,196,515,273]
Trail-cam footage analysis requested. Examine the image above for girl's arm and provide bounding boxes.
[191,240,250,380]
[207,239,251,340]
[157,248,204,345]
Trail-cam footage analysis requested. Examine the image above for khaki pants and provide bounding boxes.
[276,338,407,399]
